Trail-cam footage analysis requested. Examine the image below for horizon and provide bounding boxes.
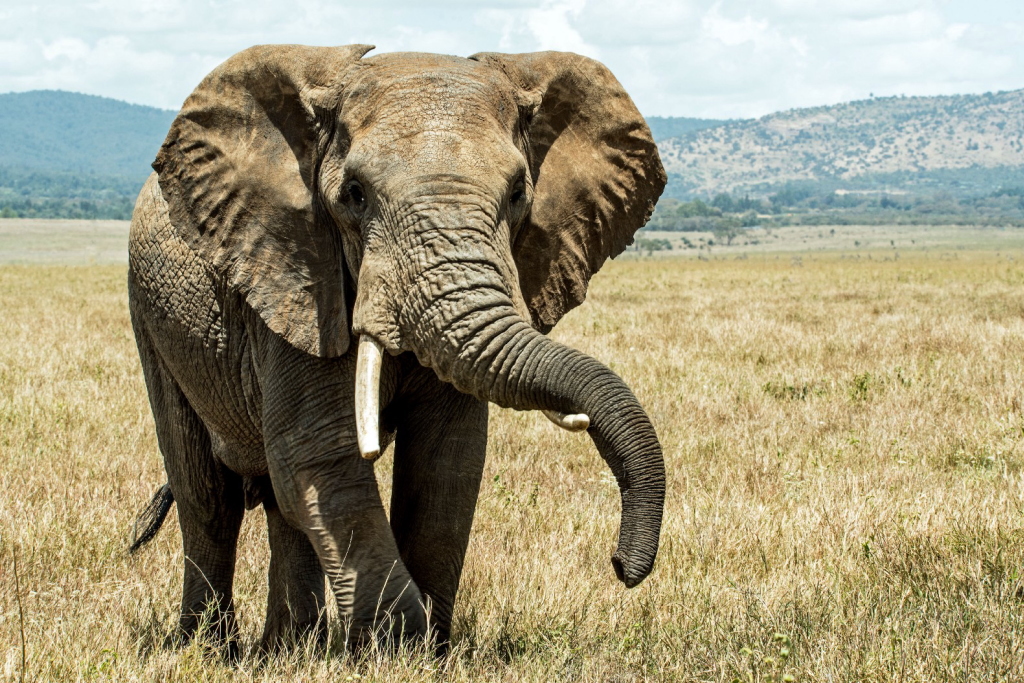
[5,81,1023,123]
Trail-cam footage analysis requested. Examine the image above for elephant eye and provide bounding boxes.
[345,180,366,213]
[509,179,526,205]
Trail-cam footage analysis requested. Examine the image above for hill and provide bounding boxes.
[645,116,732,142]
[4,88,1024,221]
[0,93,731,219]
[658,90,1024,198]
[0,91,175,219]
[0,90,175,177]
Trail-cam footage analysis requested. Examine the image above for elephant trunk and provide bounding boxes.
[378,284,665,586]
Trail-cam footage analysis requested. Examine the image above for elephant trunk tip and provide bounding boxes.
[611,551,652,589]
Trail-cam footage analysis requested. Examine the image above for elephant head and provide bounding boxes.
[153,45,666,589]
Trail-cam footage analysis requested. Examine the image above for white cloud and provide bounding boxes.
[0,0,1021,117]
[702,8,770,47]
[945,22,969,40]
[526,0,597,55]
[41,38,92,62]
[476,0,600,56]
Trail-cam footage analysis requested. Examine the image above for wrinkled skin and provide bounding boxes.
[128,44,667,653]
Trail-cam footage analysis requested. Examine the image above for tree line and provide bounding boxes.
[0,167,143,219]
[646,182,1024,237]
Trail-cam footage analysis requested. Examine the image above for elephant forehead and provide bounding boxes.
[353,128,507,183]
[342,54,518,137]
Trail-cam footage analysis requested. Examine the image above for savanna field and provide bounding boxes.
[2,222,1024,681]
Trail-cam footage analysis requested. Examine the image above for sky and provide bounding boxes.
[2,0,1022,119]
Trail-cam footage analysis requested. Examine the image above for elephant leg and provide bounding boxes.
[260,496,328,653]
[390,371,489,648]
[135,330,245,653]
[174,482,244,654]
[257,334,426,649]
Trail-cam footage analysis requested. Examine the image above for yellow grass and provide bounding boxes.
[0,219,130,265]
[2,242,1024,681]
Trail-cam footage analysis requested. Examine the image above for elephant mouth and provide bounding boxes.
[353,334,589,459]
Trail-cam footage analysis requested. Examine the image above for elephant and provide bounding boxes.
[127,43,666,654]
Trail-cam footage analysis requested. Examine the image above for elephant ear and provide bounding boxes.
[470,51,666,333]
[153,43,373,357]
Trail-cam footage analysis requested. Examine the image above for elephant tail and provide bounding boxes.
[129,483,174,554]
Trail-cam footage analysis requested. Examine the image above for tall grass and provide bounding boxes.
[2,251,1023,681]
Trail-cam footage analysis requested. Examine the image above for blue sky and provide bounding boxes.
[2,0,1021,118]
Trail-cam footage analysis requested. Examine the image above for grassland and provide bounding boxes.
[636,223,1024,257]
[2,220,1024,681]
[0,218,130,265]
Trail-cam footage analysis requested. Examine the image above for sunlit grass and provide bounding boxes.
[2,246,1024,681]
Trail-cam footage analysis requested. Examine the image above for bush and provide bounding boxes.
[635,237,672,253]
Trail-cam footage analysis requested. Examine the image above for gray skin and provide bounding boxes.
[128,44,667,653]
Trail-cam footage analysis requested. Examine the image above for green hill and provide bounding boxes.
[0,92,734,219]
[0,90,175,176]
[4,88,1024,221]
[0,90,175,219]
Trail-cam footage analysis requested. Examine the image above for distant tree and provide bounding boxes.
[634,237,672,254]
[711,193,735,212]
[713,220,743,245]
[739,211,760,227]
[879,195,900,209]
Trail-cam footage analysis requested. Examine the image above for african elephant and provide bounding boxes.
[128,43,666,653]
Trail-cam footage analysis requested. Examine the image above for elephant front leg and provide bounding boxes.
[259,337,427,649]
[389,372,489,648]
[260,494,328,653]
[272,455,427,649]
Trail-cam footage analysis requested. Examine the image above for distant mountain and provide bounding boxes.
[657,90,1024,198]
[0,92,735,219]
[4,88,1024,220]
[645,116,732,142]
[0,90,175,218]
[0,93,724,175]
[0,90,175,178]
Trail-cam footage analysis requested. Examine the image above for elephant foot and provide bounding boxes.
[258,614,328,656]
[162,632,241,663]
[163,610,241,661]
[430,629,453,658]
[347,606,430,655]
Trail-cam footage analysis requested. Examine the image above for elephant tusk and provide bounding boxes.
[355,335,384,460]
[542,409,590,432]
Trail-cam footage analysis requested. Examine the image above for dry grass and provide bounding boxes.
[639,222,1024,256]
[0,219,130,265]
[2,243,1024,681]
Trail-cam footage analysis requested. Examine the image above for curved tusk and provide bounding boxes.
[542,409,590,432]
[355,335,384,460]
